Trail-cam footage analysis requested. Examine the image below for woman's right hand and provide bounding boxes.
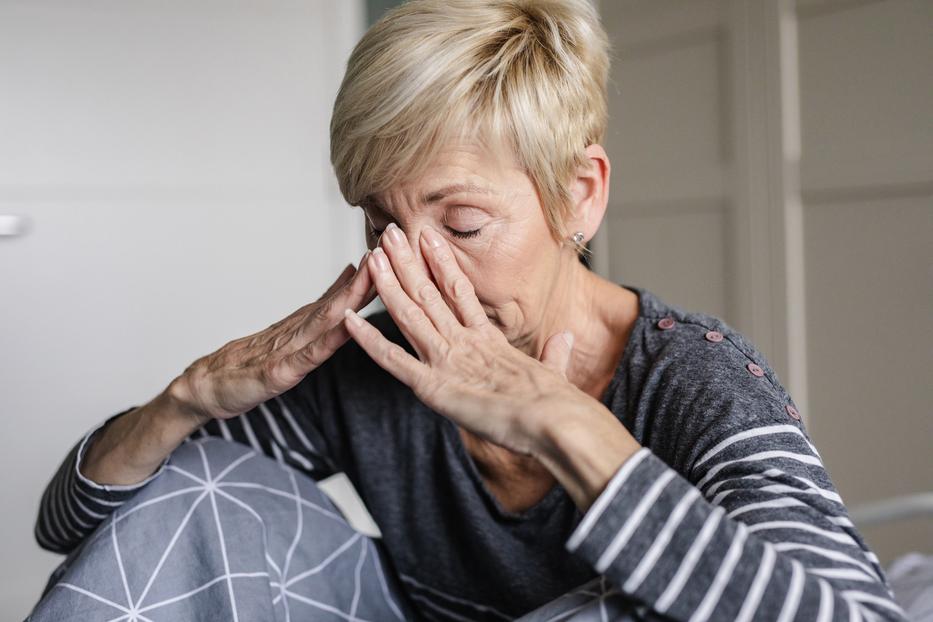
[166,250,377,427]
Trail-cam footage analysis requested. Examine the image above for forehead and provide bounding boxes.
[366,139,526,208]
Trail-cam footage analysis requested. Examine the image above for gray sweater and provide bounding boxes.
[35,283,906,620]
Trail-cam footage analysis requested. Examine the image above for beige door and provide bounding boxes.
[595,0,932,565]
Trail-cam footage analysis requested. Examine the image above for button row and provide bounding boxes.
[654,316,801,421]
[657,317,675,330]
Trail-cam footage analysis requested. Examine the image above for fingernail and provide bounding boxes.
[344,308,364,327]
[370,247,389,272]
[422,225,442,249]
[358,249,371,268]
[562,331,574,348]
[385,222,403,244]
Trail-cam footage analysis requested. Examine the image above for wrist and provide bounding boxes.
[534,403,642,514]
[81,389,204,486]
[158,381,211,435]
[164,374,212,430]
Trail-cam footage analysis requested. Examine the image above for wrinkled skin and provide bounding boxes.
[346,139,639,506]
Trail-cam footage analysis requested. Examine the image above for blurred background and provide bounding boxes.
[1,0,930,618]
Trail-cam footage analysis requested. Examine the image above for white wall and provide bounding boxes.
[0,1,367,618]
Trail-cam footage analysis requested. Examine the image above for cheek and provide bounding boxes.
[455,245,527,305]
[443,216,552,305]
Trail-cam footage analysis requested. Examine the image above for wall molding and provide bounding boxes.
[606,198,728,220]
[728,0,810,422]
[802,180,933,207]
[796,0,891,20]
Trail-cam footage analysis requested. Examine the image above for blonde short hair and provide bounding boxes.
[329,0,610,257]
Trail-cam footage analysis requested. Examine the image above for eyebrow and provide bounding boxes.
[361,182,496,215]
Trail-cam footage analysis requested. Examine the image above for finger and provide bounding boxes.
[270,258,361,341]
[322,249,369,298]
[326,251,376,311]
[379,223,461,337]
[339,250,378,310]
[274,307,363,379]
[324,263,356,296]
[419,225,489,328]
[540,330,574,378]
[367,246,448,361]
[342,307,429,391]
[294,250,376,344]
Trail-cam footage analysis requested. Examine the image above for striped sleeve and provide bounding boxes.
[564,427,907,621]
[35,388,340,554]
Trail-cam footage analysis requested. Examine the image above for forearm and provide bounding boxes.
[534,402,905,620]
[81,387,205,486]
[533,402,642,515]
[559,447,905,620]
[34,388,205,554]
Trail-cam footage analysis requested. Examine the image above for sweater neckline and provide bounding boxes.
[444,282,648,523]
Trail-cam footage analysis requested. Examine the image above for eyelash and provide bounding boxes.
[370,225,482,240]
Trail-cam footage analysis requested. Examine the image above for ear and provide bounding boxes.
[566,144,611,245]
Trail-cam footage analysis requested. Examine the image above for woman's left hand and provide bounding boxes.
[341,222,593,458]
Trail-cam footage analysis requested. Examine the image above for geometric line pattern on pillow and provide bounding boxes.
[27,438,415,622]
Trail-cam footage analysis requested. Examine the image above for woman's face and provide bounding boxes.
[361,140,578,354]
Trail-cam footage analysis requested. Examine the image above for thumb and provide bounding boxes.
[540,330,574,378]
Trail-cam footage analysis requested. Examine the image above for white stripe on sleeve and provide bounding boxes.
[565,447,650,553]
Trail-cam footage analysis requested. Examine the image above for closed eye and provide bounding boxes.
[370,224,482,239]
[445,227,482,239]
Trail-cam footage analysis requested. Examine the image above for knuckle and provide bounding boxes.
[465,310,488,327]
[451,277,474,300]
[298,344,321,368]
[311,339,329,364]
[291,335,322,363]
[401,304,425,327]
[386,342,407,363]
[417,282,440,305]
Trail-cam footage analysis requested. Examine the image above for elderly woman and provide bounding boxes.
[30,1,904,621]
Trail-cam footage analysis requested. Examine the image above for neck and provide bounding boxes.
[522,256,640,403]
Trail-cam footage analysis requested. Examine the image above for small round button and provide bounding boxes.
[705,330,723,342]
[786,405,801,420]
[747,363,765,377]
[657,317,675,330]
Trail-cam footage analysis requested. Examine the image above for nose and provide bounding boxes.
[376,226,435,283]
[407,229,435,281]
